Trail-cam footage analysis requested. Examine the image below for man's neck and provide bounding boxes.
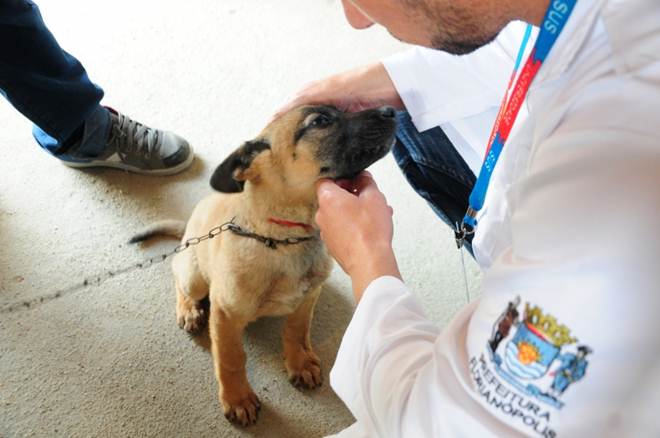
[514,0,551,26]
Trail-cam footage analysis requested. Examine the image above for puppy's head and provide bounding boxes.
[210,105,396,199]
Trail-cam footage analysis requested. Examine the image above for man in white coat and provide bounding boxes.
[278,0,660,436]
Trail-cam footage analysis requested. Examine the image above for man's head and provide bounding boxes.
[341,0,527,55]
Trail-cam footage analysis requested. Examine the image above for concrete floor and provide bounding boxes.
[0,1,481,437]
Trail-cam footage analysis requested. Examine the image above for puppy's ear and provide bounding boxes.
[210,140,271,193]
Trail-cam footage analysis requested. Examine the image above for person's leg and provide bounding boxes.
[0,0,107,155]
[392,111,476,254]
[0,0,193,175]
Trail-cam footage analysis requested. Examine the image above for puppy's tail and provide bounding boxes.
[129,220,186,244]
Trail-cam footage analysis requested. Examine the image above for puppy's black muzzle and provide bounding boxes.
[329,106,397,179]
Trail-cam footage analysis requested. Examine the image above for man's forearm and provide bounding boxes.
[350,244,402,303]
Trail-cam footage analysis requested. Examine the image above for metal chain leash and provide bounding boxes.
[1,219,319,315]
[227,224,318,249]
[0,220,238,315]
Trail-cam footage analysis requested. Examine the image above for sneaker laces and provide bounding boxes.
[109,112,162,162]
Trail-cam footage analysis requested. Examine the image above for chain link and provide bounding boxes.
[226,223,317,249]
[173,222,236,253]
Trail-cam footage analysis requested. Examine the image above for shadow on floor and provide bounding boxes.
[188,281,355,362]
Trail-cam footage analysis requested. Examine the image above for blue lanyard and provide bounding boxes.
[456,0,578,249]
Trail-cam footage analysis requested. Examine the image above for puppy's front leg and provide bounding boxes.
[209,301,260,426]
[283,286,323,389]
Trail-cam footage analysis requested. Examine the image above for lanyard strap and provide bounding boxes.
[456,0,578,247]
[484,24,533,158]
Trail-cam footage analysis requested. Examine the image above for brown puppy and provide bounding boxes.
[132,105,396,426]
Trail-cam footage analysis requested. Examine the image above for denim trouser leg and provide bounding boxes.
[0,0,108,155]
[392,111,476,254]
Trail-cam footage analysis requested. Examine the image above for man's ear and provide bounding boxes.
[210,140,271,193]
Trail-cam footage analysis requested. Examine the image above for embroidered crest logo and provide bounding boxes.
[487,297,592,409]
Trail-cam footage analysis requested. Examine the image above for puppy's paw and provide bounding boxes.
[285,349,323,390]
[221,389,261,427]
[176,295,207,334]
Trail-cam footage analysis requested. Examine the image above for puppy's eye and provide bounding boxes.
[296,112,335,143]
[308,114,332,128]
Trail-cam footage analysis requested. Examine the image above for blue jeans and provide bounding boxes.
[0,0,109,157]
[392,112,476,255]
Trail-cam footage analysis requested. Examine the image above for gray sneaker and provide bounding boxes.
[62,108,194,175]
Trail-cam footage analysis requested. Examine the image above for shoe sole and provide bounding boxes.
[61,146,195,176]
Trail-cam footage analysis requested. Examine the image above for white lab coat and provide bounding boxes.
[328,0,660,437]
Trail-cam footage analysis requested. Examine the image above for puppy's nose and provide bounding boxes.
[378,106,396,119]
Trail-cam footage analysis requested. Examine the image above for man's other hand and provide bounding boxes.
[316,171,402,302]
[272,62,404,121]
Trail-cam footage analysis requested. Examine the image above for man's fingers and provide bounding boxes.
[317,179,353,206]
[318,172,386,208]
[272,79,332,121]
[351,171,386,201]
[316,179,359,230]
[316,178,338,193]
[350,171,375,193]
[335,178,354,192]
[271,98,302,123]
[271,87,315,122]
[327,173,377,197]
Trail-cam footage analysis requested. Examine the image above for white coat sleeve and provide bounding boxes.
[329,277,521,438]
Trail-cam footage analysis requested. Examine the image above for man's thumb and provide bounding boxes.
[316,179,349,206]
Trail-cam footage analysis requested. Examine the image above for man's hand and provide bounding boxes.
[273,62,404,120]
[316,172,402,302]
